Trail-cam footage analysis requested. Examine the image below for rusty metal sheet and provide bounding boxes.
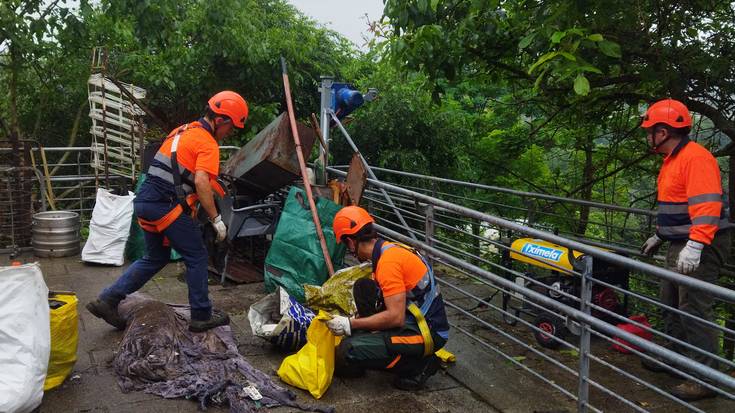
[345,153,367,205]
[223,113,316,199]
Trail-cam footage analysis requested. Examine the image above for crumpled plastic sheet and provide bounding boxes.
[304,263,372,316]
[113,294,334,413]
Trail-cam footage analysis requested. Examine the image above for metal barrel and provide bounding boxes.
[32,211,81,257]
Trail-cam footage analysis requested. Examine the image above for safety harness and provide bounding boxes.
[139,122,224,235]
[377,242,443,357]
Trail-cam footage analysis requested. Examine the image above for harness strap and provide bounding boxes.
[170,125,192,215]
[138,205,183,234]
[137,194,199,234]
[407,303,434,356]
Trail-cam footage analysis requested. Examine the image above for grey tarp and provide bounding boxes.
[114,294,333,413]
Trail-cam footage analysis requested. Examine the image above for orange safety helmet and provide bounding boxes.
[640,98,692,129]
[208,91,249,129]
[333,206,375,243]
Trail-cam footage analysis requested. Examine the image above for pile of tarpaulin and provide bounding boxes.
[112,294,335,413]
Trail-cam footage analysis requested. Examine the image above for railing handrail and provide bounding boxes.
[327,166,735,303]
[375,223,735,391]
[332,164,656,217]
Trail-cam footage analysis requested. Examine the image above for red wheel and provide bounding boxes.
[533,313,566,349]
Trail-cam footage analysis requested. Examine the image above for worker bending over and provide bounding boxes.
[87,91,249,333]
[326,206,450,390]
[640,98,731,400]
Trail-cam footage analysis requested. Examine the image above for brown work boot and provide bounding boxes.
[189,309,230,333]
[86,298,126,330]
[670,380,717,401]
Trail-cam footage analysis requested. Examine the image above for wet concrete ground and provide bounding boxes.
[14,251,735,412]
[26,253,497,413]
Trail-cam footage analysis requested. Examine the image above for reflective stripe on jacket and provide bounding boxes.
[656,138,731,244]
[373,240,450,340]
[147,122,203,195]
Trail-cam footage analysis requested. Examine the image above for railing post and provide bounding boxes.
[77,152,83,217]
[318,76,333,185]
[424,203,434,267]
[578,255,593,412]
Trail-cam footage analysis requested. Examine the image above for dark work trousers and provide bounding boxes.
[336,279,446,377]
[99,199,212,321]
[662,230,731,372]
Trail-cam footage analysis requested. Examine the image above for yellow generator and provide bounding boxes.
[501,238,629,349]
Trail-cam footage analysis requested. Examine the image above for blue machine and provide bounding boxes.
[330,82,373,120]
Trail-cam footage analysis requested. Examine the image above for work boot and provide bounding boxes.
[670,380,717,401]
[189,309,230,332]
[86,299,126,330]
[393,355,441,391]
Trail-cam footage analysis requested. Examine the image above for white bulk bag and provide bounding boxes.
[82,188,135,266]
[0,263,50,413]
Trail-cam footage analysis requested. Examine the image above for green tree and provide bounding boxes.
[86,0,358,143]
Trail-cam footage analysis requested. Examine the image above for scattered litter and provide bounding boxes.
[242,383,263,401]
[70,374,81,381]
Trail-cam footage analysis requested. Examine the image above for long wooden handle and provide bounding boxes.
[281,57,335,277]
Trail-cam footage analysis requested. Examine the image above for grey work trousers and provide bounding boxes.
[662,230,731,372]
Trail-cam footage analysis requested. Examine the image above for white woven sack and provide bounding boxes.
[0,263,50,413]
[82,188,135,266]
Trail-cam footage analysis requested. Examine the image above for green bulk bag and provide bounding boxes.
[264,186,346,302]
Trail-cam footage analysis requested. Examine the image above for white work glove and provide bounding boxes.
[640,234,663,256]
[210,214,227,243]
[325,315,351,337]
[677,240,704,274]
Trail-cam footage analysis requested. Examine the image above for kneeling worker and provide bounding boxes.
[86,91,249,332]
[326,206,450,390]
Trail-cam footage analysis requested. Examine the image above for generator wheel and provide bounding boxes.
[533,313,566,349]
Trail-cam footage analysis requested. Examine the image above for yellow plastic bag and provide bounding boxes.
[277,311,340,399]
[44,293,79,390]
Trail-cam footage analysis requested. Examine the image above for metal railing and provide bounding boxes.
[0,145,240,226]
[326,166,735,412]
[326,112,735,412]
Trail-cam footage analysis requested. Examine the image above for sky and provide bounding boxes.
[286,0,386,50]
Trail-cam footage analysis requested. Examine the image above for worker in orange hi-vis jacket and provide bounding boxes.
[639,98,732,401]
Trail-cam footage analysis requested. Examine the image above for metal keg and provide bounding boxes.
[32,211,81,257]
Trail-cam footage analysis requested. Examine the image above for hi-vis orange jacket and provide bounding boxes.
[656,138,730,245]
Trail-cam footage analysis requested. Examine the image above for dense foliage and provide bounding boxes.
[1,0,733,237]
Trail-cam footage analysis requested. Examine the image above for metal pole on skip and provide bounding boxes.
[280,57,335,277]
